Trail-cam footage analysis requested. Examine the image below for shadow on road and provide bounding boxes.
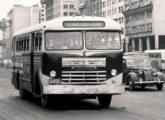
[8,95,125,111]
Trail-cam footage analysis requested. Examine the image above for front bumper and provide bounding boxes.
[134,80,165,85]
[43,73,124,95]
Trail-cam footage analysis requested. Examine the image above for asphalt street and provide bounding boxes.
[0,67,165,120]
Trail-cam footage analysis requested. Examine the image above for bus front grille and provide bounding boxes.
[61,71,106,84]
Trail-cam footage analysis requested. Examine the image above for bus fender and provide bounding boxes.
[34,70,43,96]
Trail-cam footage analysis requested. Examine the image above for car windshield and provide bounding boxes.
[126,58,152,67]
[86,31,121,50]
[45,32,83,50]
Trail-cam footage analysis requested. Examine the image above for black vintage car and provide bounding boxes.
[122,53,165,91]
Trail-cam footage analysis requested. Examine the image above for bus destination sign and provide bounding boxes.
[63,21,105,28]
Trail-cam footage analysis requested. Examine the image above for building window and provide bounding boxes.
[69,12,74,16]
[146,10,152,18]
[64,12,68,16]
[64,5,68,9]
[102,1,106,8]
[70,5,74,9]
[159,36,165,49]
[146,23,152,31]
[102,11,106,17]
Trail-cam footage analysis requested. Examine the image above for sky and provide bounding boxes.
[0,0,40,20]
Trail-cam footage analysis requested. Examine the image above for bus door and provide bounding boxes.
[11,37,16,85]
[30,33,35,93]
[31,32,42,96]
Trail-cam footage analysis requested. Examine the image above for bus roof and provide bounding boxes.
[13,16,122,37]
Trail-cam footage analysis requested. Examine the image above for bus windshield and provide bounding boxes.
[86,31,121,50]
[45,31,83,50]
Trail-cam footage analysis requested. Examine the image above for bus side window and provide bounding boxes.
[35,38,38,51]
[39,37,42,51]
[21,40,23,51]
[12,38,14,51]
[19,40,21,51]
[16,39,18,52]
[24,39,26,51]
[34,32,42,51]
[27,39,29,51]
[18,40,20,52]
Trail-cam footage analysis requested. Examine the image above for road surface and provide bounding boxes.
[0,67,165,120]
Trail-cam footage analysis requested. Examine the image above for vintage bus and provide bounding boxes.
[12,16,124,108]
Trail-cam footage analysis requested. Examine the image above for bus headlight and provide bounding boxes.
[50,71,56,78]
[111,69,117,76]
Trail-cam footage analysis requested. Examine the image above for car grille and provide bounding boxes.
[144,71,153,81]
[61,70,106,84]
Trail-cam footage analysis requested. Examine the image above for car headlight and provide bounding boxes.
[50,71,56,78]
[111,69,117,76]
[153,69,157,75]
[138,69,143,74]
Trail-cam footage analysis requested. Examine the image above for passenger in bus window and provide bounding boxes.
[47,39,54,49]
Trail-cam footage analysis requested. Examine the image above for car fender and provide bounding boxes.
[157,72,165,81]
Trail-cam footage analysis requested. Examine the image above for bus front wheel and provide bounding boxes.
[19,80,28,99]
[98,95,112,108]
[41,95,50,108]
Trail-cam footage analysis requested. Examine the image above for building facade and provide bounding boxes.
[40,4,46,23]
[79,0,102,16]
[5,5,40,58]
[41,0,79,21]
[124,0,165,52]
[101,0,124,27]
[0,30,3,59]
[79,0,124,27]
[101,0,125,51]
[0,19,7,59]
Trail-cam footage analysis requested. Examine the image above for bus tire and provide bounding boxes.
[19,79,27,99]
[34,74,41,96]
[41,95,50,108]
[98,95,112,108]
[156,84,163,91]
[16,72,20,90]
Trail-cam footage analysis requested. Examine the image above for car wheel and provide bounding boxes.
[141,85,145,89]
[98,95,112,108]
[129,79,135,91]
[156,84,163,91]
